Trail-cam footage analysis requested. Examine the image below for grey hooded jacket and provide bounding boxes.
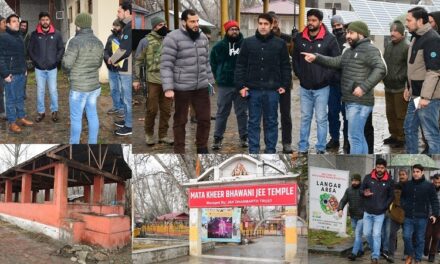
[160,28,214,92]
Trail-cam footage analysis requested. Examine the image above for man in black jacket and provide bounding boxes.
[360,158,394,264]
[401,164,439,264]
[293,9,340,154]
[338,173,365,260]
[0,14,34,133]
[235,13,291,154]
[28,12,64,123]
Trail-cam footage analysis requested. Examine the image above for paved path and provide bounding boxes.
[133,81,410,154]
[0,71,131,144]
[160,236,307,264]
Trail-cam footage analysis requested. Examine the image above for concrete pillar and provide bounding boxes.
[189,208,202,256]
[45,189,51,201]
[54,163,68,219]
[116,182,125,203]
[93,175,105,204]
[21,174,32,203]
[83,185,91,203]
[5,179,12,202]
[32,190,38,203]
[285,206,298,263]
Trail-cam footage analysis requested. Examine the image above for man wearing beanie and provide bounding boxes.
[327,14,348,152]
[111,1,133,136]
[104,19,124,117]
[302,20,387,154]
[383,20,409,149]
[28,12,64,123]
[62,12,104,143]
[210,20,247,151]
[338,173,365,261]
[266,11,293,153]
[161,9,215,154]
[404,7,440,154]
[133,16,173,146]
[293,9,340,155]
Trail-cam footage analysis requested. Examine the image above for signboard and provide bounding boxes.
[309,166,349,233]
[201,208,241,243]
[188,183,297,208]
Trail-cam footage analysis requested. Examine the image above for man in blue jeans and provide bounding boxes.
[338,173,365,261]
[28,12,64,123]
[234,13,291,154]
[302,21,386,154]
[404,7,440,154]
[401,164,439,264]
[360,158,394,264]
[0,14,34,133]
[110,2,132,136]
[293,9,339,154]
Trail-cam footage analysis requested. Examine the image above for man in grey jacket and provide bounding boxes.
[302,21,387,155]
[161,9,215,154]
[62,13,104,144]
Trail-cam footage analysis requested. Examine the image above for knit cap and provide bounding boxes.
[330,15,344,26]
[75,13,92,29]
[347,20,370,37]
[151,16,165,29]
[351,173,362,181]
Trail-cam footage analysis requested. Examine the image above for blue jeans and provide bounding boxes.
[298,86,329,152]
[328,84,342,141]
[248,89,279,154]
[363,212,385,260]
[35,68,58,113]
[4,74,26,123]
[404,98,440,154]
[346,103,373,154]
[69,88,101,144]
[381,215,391,252]
[403,218,428,262]
[108,70,124,111]
[117,73,132,128]
[214,86,248,139]
[351,218,364,255]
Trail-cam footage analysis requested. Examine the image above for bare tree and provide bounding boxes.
[0,144,31,169]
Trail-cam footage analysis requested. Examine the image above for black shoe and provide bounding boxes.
[317,150,325,154]
[115,126,132,136]
[298,151,308,156]
[391,140,405,148]
[357,251,364,257]
[282,144,293,153]
[51,111,59,122]
[422,145,429,154]
[387,255,394,263]
[383,136,397,144]
[197,147,208,154]
[428,254,435,262]
[114,120,125,128]
[326,139,340,150]
[212,137,222,150]
[382,251,390,261]
[210,116,216,120]
[240,137,248,148]
[343,139,350,154]
[35,113,45,123]
[348,253,357,261]
[190,116,197,123]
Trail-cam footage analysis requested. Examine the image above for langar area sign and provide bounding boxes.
[188,183,298,208]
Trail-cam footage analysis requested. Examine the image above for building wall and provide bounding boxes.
[66,0,120,82]
[19,0,48,31]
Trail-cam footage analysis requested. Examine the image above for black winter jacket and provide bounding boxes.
[0,28,27,78]
[235,31,291,91]
[338,186,364,220]
[361,170,394,215]
[104,31,121,72]
[401,177,439,218]
[293,24,340,89]
[28,24,64,71]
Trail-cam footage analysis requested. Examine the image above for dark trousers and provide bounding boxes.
[145,82,172,138]
[424,218,440,256]
[389,219,403,257]
[173,88,210,154]
[385,91,408,141]
[328,84,342,141]
[279,88,292,144]
[0,80,4,113]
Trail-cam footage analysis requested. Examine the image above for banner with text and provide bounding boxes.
[309,166,349,233]
[188,183,297,208]
[201,208,241,243]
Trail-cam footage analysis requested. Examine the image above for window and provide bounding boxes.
[325,3,342,10]
[88,0,93,14]
[76,0,80,15]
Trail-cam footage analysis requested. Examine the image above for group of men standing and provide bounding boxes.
[339,159,440,264]
[138,5,440,154]
[0,1,133,142]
